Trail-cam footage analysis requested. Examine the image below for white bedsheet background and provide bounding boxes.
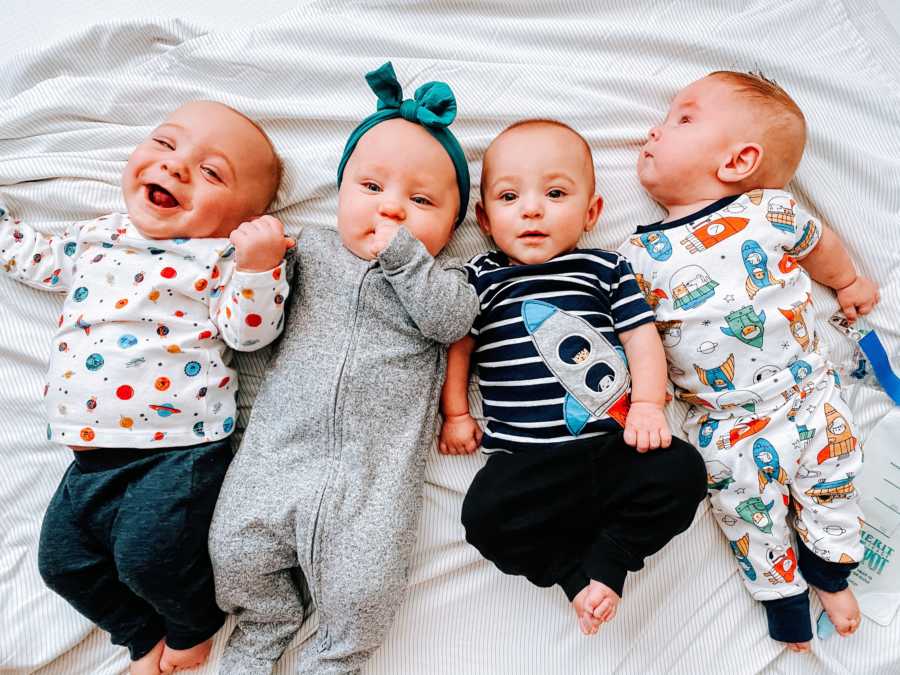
[1,1,898,673]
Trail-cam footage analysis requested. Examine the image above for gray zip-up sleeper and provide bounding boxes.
[209,225,478,674]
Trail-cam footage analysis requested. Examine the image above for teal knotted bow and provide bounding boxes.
[337,62,470,227]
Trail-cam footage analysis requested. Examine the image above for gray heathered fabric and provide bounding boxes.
[209,225,478,675]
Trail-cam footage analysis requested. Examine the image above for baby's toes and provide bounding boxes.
[833,613,861,636]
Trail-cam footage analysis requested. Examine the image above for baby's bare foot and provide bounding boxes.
[130,639,165,675]
[815,587,861,637]
[785,641,811,653]
[159,638,213,672]
[573,580,620,635]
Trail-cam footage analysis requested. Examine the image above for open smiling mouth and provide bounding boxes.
[145,184,180,209]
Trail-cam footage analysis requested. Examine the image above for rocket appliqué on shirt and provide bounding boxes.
[619,190,822,410]
[0,212,289,447]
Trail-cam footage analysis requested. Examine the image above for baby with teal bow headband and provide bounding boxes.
[210,63,479,673]
[338,61,470,233]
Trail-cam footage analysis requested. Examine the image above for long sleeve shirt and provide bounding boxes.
[0,210,288,447]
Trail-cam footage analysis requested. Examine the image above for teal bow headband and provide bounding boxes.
[337,62,470,227]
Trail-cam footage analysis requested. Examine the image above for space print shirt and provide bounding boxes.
[0,211,289,448]
[618,190,823,412]
[466,249,654,454]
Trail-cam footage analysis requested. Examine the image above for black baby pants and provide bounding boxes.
[462,431,706,600]
[37,440,231,660]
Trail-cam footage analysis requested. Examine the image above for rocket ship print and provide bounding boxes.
[522,300,630,436]
[715,415,770,450]
[753,438,789,493]
[817,403,857,464]
[680,216,749,253]
[694,353,736,392]
[720,305,766,350]
[630,231,673,261]
[736,496,776,534]
[729,533,757,581]
[778,294,813,351]
[741,240,784,300]
[635,273,669,310]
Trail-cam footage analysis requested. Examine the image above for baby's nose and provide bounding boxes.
[648,126,661,142]
[378,199,406,220]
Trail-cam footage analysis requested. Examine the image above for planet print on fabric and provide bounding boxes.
[149,403,181,417]
[85,353,104,371]
[193,421,205,437]
[184,361,201,377]
[73,286,89,302]
[223,417,234,433]
[118,334,138,348]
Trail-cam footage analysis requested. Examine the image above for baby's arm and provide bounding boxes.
[798,225,879,321]
[212,216,293,351]
[377,227,479,344]
[619,322,672,453]
[0,206,80,292]
[439,336,482,455]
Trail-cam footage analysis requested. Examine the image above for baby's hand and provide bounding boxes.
[439,413,482,455]
[835,275,879,322]
[624,401,672,453]
[230,215,295,273]
[370,221,401,258]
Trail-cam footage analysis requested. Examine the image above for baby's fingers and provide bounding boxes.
[660,427,672,448]
[624,426,637,447]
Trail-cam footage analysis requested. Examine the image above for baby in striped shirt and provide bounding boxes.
[439,119,706,636]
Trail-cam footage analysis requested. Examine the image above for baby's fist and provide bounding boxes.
[836,275,879,322]
[230,215,295,272]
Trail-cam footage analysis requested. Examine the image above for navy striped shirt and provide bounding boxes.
[466,249,655,454]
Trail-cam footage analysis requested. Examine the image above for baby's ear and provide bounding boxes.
[718,143,763,184]
[475,202,492,236]
[584,194,604,231]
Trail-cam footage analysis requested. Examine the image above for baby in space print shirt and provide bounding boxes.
[620,71,880,652]
[0,101,289,675]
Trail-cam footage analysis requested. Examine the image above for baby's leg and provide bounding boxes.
[37,458,168,668]
[791,384,864,638]
[579,433,707,633]
[687,408,813,648]
[112,442,232,671]
[462,444,611,635]
[130,640,166,675]
[209,448,311,675]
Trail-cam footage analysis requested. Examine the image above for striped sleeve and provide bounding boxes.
[608,254,655,331]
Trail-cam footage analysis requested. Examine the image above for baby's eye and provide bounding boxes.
[412,196,433,206]
[153,138,174,150]
[679,116,691,124]
[363,182,382,193]
[499,192,517,202]
[547,189,566,199]
[202,166,221,181]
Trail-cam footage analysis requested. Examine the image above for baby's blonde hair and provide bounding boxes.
[708,71,806,185]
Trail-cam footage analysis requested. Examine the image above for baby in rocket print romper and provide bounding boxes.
[620,71,880,651]
[0,101,290,674]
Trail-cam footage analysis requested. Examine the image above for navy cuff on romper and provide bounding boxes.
[762,591,812,643]
[796,537,858,592]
